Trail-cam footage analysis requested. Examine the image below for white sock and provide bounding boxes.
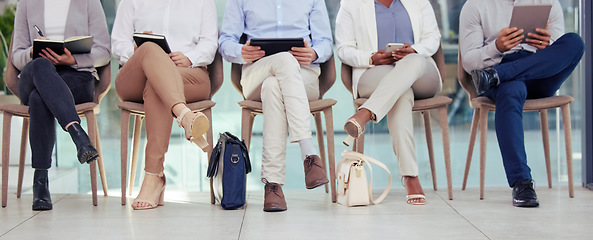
[298,138,318,161]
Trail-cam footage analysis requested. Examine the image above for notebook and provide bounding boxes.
[32,36,93,58]
[133,33,172,54]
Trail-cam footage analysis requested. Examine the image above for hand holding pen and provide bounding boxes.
[33,25,75,65]
[33,25,47,40]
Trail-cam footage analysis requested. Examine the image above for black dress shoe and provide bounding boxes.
[67,123,99,164]
[470,67,499,96]
[512,179,539,208]
[32,170,52,211]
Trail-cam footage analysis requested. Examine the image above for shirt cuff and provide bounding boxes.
[25,46,33,64]
[486,41,503,59]
[185,52,200,67]
[234,44,246,64]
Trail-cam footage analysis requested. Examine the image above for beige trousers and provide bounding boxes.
[358,54,441,176]
[115,42,210,173]
[241,52,320,185]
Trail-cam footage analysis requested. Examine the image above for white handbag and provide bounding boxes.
[336,150,392,206]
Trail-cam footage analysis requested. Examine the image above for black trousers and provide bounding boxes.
[18,58,94,169]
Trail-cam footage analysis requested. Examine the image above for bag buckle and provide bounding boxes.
[231,153,239,164]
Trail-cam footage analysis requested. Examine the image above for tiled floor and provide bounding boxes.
[2,186,593,239]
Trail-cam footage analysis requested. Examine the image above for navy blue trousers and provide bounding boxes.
[484,33,585,187]
[18,58,94,169]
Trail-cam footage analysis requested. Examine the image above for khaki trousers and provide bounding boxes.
[115,42,210,173]
[358,54,441,176]
[241,52,320,185]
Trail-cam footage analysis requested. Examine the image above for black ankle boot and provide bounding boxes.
[67,123,99,164]
[470,67,499,96]
[32,170,52,211]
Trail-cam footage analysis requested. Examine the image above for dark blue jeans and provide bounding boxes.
[18,58,94,169]
[484,33,585,187]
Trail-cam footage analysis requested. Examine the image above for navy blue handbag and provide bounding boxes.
[207,132,251,209]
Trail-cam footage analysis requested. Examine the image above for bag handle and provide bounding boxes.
[341,150,392,204]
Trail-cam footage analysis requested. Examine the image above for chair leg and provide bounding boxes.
[241,108,253,149]
[539,110,552,188]
[462,109,480,190]
[561,104,574,198]
[438,106,453,200]
[17,118,29,198]
[85,112,98,206]
[2,112,13,208]
[203,108,215,204]
[248,113,255,143]
[120,110,131,205]
[93,119,108,196]
[313,112,329,193]
[323,107,337,203]
[128,115,144,196]
[478,108,489,200]
[89,159,98,206]
[422,110,437,191]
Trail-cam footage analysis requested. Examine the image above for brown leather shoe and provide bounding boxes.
[263,182,287,212]
[304,155,329,189]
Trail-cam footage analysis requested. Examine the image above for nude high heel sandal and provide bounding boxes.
[401,176,426,205]
[132,172,166,210]
[177,108,210,152]
[343,118,364,146]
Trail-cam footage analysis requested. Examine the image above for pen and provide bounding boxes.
[34,25,44,37]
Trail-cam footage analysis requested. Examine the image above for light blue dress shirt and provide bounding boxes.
[375,0,414,50]
[218,0,333,64]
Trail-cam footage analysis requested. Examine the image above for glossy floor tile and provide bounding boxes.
[2,186,593,239]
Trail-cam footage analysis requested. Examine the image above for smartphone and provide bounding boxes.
[385,43,404,53]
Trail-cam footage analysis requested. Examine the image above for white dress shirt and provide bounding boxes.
[111,0,218,67]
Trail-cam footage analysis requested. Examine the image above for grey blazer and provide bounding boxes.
[11,0,110,73]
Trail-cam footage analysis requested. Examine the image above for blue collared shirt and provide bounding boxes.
[375,0,414,50]
[218,0,333,64]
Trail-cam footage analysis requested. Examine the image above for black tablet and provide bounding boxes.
[249,38,305,57]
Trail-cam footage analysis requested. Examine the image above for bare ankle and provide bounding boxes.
[171,103,188,119]
[352,108,373,124]
[64,121,79,131]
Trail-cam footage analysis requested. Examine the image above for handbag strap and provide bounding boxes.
[341,150,392,204]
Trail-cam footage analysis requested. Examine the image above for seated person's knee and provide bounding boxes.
[272,52,300,68]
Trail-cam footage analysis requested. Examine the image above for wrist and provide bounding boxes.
[369,52,376,65]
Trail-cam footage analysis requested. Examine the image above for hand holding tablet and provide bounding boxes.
[250,38,305,57]
[508,4,552,40]
[496,4,552,52]
[242,38,316,64]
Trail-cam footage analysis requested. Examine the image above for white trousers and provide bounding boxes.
[357,54,441,176]
[241,52,320,185]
